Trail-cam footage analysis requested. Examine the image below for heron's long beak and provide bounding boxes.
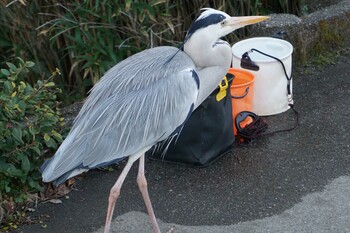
[227,15,269,27]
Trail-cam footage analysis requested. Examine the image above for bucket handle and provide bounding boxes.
[232,87,249,99]
[242,48,293,104]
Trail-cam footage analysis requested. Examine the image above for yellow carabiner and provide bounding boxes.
[216,76,228,102]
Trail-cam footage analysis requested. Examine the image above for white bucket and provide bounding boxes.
[231,37,293,116]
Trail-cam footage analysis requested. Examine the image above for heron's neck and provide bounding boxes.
[184,32,231,65]
[184,37,232,108]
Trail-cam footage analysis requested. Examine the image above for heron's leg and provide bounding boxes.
[104,155,139,233]
[137,154,161,233]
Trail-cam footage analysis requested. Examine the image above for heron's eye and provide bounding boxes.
[220,20,226,26]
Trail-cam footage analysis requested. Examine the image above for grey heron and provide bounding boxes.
[41,8,268,233]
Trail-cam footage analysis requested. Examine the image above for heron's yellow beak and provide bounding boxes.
[227,15,269,27]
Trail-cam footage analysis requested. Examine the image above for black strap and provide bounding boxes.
[236,105,299,143]
[263,104,299,137]
[250,48,292,95]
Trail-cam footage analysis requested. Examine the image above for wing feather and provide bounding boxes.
[42,46,199,183]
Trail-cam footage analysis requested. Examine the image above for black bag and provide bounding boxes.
[147,76,235,167]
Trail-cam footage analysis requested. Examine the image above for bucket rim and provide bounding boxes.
[228,68,254,88]
[230,79,254,88]
[232,37,293,63]
[228,68,255,77]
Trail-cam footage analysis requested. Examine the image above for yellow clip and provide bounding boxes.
[216,76,228,101]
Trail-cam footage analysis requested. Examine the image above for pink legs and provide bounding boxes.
[137,154,161,233]
[103,154,160,233]
[104,156,134,233]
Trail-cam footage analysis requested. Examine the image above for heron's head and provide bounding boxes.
[184,8,269,44]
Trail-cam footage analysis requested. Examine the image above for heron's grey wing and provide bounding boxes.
[42,46,199,183]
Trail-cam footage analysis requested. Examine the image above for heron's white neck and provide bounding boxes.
[184,34,232,108]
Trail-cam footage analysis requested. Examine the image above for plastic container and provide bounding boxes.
[231,37,293,116]
[228,68,254,135]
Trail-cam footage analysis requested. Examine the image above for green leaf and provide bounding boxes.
[51,130,62,141]
[3,80,13,93]
[30,146,41,155]
[1,68,10,76]
[21,155,30,174]
[40,119,57,128]
[28,126,36,137]
[125,0,132,11]
[17,100,26,111]
[28,177,43,191]
[6,62,17,72]
[0,162,24,177]
[44,82,55,87]
[37,80,43,89]
[45,138,57,149]
[25,61,35,68]
[44,133,51,142]
[4,182,11,193]
[16,57,25,66]
[24,82,34,94]
[12,127,24,145]
[0,179,11,193]
[19,81,27,89]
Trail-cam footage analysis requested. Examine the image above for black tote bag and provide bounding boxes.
[147,76,235,167]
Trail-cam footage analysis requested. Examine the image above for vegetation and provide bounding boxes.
[0,0,303,101]
[0,58,64,228]
[0,0,303,229]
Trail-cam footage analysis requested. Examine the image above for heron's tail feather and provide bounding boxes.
[41,129,87,185]
[41,128,125,185]
[41,155,88,185]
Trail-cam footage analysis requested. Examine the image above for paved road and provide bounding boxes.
[20,49,350,233]
[95,176,350,233]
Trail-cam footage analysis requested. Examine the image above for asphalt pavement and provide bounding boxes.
[19,48,350,233]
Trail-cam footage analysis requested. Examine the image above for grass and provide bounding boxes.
[0,0,303,102]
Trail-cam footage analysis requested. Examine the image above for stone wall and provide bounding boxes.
[250,0,350,64]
